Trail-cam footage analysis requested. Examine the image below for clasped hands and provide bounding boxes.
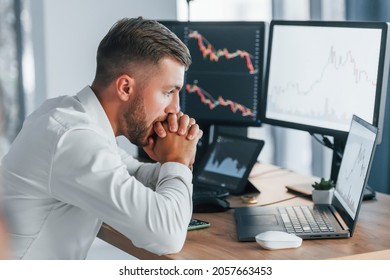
[143,112,203,169]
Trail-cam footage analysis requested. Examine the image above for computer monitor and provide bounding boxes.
[160,21,266,127]
[261,20,390,180]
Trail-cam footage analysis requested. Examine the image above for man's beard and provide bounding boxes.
[123,93,150,147]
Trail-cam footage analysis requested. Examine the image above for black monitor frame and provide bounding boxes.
[261,20,390,181]
[159,20,266,128]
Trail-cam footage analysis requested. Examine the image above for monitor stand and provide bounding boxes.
[330,136,346,183]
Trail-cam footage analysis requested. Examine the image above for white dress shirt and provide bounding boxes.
[0,86,193,259]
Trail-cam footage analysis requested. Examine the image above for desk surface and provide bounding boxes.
[97,163,390,260]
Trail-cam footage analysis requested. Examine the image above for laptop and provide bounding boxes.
[235,115,378,241]
[193,133,265,198]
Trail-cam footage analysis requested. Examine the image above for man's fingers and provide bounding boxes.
[187,123,201,140]
[153,122,167,138]
[156,112,199,138]
[178,114,190,135]
[167,113,179,133]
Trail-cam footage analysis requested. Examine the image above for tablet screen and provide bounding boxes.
[195,134,264,194]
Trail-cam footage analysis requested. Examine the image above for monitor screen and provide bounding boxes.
[262,20,390,140]
[160,21,265,126]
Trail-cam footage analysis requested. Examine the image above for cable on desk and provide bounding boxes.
[249,167,293,179]
[257,194,310,207]
[229,193,311,210]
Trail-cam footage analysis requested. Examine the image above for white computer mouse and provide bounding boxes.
[255,231,302,250]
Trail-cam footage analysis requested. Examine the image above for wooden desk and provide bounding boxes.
[97,163,390,259]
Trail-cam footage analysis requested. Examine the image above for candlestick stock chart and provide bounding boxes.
[161,21,265,125]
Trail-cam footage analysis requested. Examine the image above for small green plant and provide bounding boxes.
[312,178,335,190]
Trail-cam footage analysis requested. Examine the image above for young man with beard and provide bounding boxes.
[0,17,202,259]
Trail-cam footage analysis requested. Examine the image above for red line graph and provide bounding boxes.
[188,30,257,74]
[185,83,255,117]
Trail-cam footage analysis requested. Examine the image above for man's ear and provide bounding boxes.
[116,74,134,102]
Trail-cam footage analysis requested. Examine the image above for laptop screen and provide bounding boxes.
[334,115,378,220]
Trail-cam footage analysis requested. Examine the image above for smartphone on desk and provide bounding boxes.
[188,218,210,231]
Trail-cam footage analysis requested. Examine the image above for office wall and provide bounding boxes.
[29,0,177,107]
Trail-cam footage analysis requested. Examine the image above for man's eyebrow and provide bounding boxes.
[165,84,182,91]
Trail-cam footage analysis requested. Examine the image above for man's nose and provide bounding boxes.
[165,92,180,114]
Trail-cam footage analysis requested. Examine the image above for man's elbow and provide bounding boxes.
[144,230,187,256]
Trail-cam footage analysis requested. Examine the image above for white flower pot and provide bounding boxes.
[312,189,334,204]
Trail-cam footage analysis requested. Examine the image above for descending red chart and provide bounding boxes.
[182,24,262,123]
[160,22,264,125]
[185,83,255,117]
[188,30,257,74]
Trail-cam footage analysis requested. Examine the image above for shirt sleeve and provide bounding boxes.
[118,147,161,191]
[49,128,193,255]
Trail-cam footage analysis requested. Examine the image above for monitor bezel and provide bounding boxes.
[261,20,389,140]
[159,20,266,127]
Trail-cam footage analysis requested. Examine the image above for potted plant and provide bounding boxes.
[311,178,335,204]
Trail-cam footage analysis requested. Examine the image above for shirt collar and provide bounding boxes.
[76,86,117,146]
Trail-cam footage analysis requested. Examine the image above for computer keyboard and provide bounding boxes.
[278,205,335,234]
[192,185,230,199]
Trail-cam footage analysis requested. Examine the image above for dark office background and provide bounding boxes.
[346,0,390,194]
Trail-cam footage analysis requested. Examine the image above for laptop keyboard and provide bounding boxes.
[278,206,335,234]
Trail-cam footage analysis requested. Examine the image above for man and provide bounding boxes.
[0,17,203,259]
